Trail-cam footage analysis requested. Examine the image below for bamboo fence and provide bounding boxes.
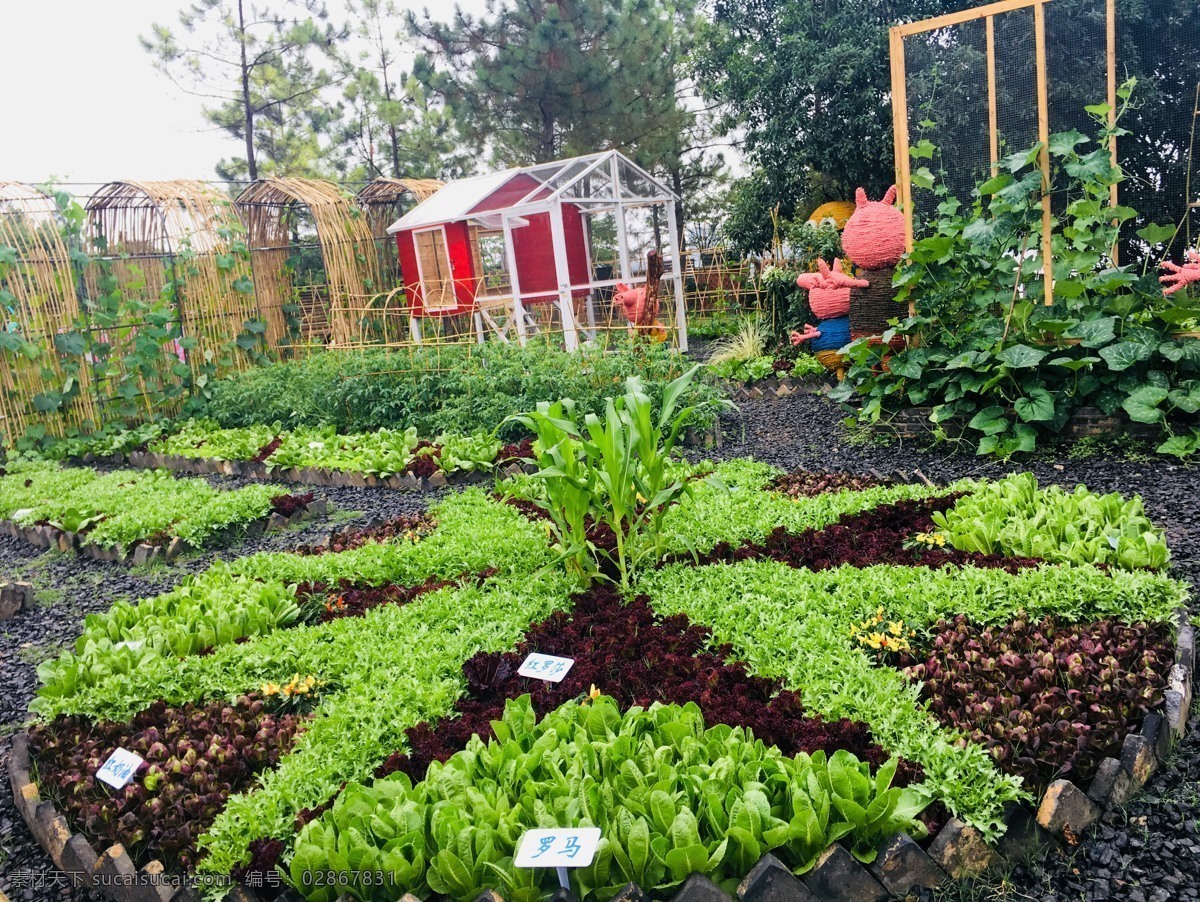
[85,180,262,393]
[0,182,97,442]
[236,178,382,351]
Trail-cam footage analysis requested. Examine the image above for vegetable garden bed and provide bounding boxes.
[55,420,720,490]
[0,462,326,563]
[6,458,1195,902]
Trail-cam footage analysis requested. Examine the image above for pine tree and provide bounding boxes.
[407,0,695,167]
[329,0,472,182]
[141,0,346,180]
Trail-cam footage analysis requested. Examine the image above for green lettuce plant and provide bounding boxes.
[932,473,1169,569]
[289,696,926,901]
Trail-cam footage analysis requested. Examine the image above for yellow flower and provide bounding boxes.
[261,682,280,697]
[888,621,904,637]
[589,684,601,700]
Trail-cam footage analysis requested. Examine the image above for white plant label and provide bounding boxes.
[115,639,145,652]
[514,827,601,869]
[517,653,574,682]
[96,748,144,790]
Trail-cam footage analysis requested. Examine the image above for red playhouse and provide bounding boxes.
[386,151,688,350]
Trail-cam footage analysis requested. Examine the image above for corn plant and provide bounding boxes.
[511,366,724,588]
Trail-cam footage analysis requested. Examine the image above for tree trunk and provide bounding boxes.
[378,23,402,177]
[238,0,257,180]
[539,102,555,162]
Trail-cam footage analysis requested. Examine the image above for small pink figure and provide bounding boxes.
[796,258,869,319]
[613,282,647,323]
[1161,249,1200,297]
[841,186,906,271]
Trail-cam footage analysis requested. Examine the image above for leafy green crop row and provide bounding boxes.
[0,461,282,549]
[196,340,721,441]
[658,459,955,555]
[34,491,555,715]
[933,473,1170,569]
[193,575,577,879]
[151,420,502,478]
[290,696,926,902]
[638,558,1184,836]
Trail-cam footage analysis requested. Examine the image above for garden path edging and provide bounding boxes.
[721,375,830,402]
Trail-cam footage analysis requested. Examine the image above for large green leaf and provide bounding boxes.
[1063,317,1116,348]
[1014,388,1055,422]
[1098,341,1153,371]
[997,345,1047,369]
[1121,385,1168,424]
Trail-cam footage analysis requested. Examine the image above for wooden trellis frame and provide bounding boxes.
[0,182,97,443]
[889,0,1119,305]
[236,178,382,351]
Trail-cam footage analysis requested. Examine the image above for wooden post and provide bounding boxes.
[501,214,528,346]
[1034,2,1054,305]
[889,26,914,257]
[548,203,580,351]
[987,16,1000,172]
[1107,0,1120,263]
[665,200,689,351]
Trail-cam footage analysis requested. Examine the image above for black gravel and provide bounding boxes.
[3,390,1199,900]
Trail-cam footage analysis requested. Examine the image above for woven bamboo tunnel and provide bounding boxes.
[236,178,382,352]
[86,181,263,397]
[0,182,98,443]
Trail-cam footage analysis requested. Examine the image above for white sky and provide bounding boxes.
[0,0,485,186]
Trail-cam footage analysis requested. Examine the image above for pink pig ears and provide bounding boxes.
[854,187,899,206]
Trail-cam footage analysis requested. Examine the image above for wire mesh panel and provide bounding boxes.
[0,183,97,443]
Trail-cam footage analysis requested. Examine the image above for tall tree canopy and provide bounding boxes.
[696,0,952,252]
[142,0,346,180]
[407,0,695,167]
[329,0,472,182]
[701,0,1199,256]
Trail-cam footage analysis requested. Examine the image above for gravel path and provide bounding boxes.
[2,390,1197,901]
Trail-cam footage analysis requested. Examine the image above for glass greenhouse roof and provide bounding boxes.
[386,151,675,233]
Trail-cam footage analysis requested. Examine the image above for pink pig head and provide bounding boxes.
[613,282,647,324]
[841,186,906,271]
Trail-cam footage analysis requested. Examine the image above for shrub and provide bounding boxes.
[511,367,723,587]
[198,341,723,440]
